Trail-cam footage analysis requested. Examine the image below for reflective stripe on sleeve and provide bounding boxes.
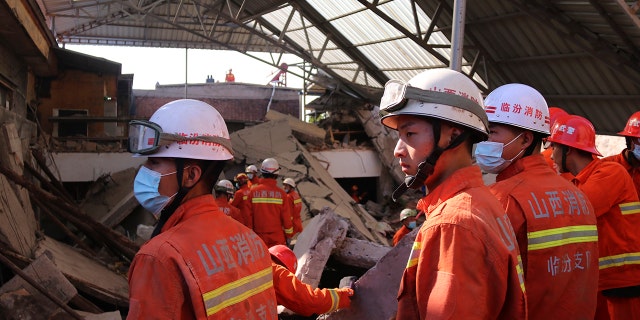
[527,225,598,251]
[284,227,293,235]
[293,199,302,204]
[516,255,526,293]
[203,266,273,316]
[620,202,640,215]
[252,197,283,205]
[406,241,421,268]
[328,289,340,312]
[599,252,640,270]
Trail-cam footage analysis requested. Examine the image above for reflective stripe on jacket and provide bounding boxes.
[396,166,526,319]
[491,154,599,319]
[603,149,640,199]
[248,178,293,247]
[127,195,277,319]
[272,263,351,316]
[574,159,640,290]
[287,190,303,234]
[231,184,252,228]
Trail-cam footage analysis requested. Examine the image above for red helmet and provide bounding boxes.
[618,111,640,138]
[269,245,297,273]
[234,173,249,184]
[547,115,602,156]
[548,107,569,127]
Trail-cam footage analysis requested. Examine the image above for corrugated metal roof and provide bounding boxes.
[33,0,640,134]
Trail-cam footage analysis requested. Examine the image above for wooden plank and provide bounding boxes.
[1,123,23,173]
[0,253,77,314]
[101,191,139,228]
[0,174,37,257]
[35,237,129,307]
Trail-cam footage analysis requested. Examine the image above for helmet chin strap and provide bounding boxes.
[391,125,469,202]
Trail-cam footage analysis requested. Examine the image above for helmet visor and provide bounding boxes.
[128,120,235,156]
[380,80,409,113]
[128,120,162,154]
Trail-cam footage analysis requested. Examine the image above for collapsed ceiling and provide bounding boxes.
[38,0,640,134]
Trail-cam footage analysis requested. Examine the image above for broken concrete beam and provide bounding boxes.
[355,109,404,185]
[265,110,326,146]
[0,252,78,315]
[35,237,129,307]
[333,237,391,269]
[81,167,138,225]
[293,208,349,289]
[101,191,139,228]
[326,227,418,320]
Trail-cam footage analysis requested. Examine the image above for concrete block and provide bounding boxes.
[326,227,418,320]
[293,208,348,288]
[333,237,391,269]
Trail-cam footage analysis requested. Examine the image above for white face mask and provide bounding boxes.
[474,132,525,174]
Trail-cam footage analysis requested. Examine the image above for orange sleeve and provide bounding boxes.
[272,263,352,316]
[281,195,294,238]
[579,163,638,216]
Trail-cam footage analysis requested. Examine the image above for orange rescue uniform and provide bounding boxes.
[248,178,294,247]
[396,166,527,319]
[286,189,303,234]
[127,195,277,319]
[392,225,412,246]
[231,183,252,228]
[271,263,352,316]
[215,196,243,224]
[603,149,640,198]
[572,159,640,319]
[490,154,599,319]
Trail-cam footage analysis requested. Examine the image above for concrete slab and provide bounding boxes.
[293,208,348,289]
[333,237,391,270]
[326,227,418,320]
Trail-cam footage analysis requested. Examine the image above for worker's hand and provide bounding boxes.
[337,288,355,309]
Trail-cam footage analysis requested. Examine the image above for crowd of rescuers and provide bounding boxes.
[125,68,640,318]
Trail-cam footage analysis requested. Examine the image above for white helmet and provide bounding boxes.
[245,165,258,173]
[214,179,235,195]
[379,68,488,138]
[484,83,550,135]
[283,178,296,188]
[260,158,280,174]
[129,99,233,160]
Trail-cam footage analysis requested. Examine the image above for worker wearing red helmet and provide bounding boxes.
[478,84,598,319]
[230,172,252,228]
[127,99,277,319]
[542,106,569,169]
[603,111,640,198]
[213,179,243,224]
[547,114,640,319]
[268,245,353,316]
[248,158,294,247]
[380,69,525,319]
[283,178,303,235]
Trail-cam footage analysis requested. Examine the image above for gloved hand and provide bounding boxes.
[337,287,355,309]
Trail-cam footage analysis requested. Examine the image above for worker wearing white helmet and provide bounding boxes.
[479,83,598,319]
[245,164,260,187]
[248,158,293,246]
[283,178,303,235]
[127,99,277,319]
[379,68,525,318]
[392,208,418,246]
[213,179,243,224]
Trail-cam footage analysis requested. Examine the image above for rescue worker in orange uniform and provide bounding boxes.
[392,208,418,246]
[230,172,252,228]
[542,106,569,169]
[269,245,354,316]
[248,158,294,247]
[283,178,303,236]
[127,99,277,319]
[477,84,598,319]
[603,111,640,198]
[213,179,243,223]
[547,114,640,320]
[225,68,235,82]
[246,164,260,188]
[379,68,526,319]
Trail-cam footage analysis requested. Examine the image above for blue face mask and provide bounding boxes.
[247,173,254,180]
[474,132,525,174]
[407,221,417,229]
[632,144,640,161]
[134,166,178,218]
